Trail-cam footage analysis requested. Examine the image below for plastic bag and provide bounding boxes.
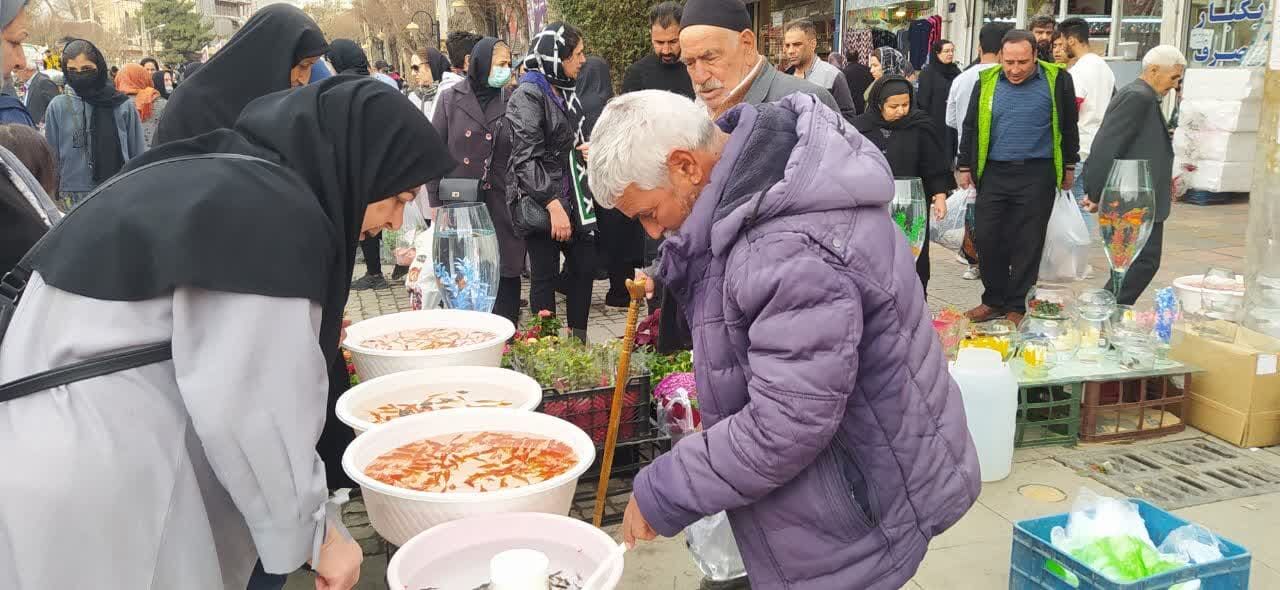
[685,512,747,582]
[1158,524,1223,565]
[406,225,441,310]
[1048,489,1199,589]
[653,373,700,440]
[1039,190,1092,282]
[929,189,970,252]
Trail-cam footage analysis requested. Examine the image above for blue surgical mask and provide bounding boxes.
[488,66,512,88]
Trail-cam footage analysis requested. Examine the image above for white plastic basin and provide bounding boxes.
[387,512,624,590]
[336,366,544,436]
[342,408,596,546]
[342,309,515,379]
[1173,274,1245,314]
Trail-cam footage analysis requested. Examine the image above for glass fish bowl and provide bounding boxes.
[960,319,1018,361]
[891,177,927,261]
[1018,336,1057,379]
[1020,316,1079,362]
[433,202,500,313]
[1026,283,1076,320]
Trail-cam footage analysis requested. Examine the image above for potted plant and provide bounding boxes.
[505,311,653,445]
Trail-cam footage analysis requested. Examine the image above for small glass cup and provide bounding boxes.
[1117,332,1157,370]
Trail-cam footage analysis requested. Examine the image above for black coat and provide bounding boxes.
[1084,79,1174,221]
[429,81,525,277]
[621,53,694,98]
[916,63,959,156]
[505,81,584,232]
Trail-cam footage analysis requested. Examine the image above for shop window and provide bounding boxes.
[1185,0,1268,67]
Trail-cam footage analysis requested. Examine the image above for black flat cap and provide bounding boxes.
[680,0,752,32]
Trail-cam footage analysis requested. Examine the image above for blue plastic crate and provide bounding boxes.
[1010,499,1251,589]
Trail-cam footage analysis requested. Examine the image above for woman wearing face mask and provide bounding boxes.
[410,47,453,121]
[154,3,327,145]
[116,63,165,147]
[508,22,593,342]
[854,75,951,294]
[426,37,523,325]
[916,39,961,164]
[44,38,146,209]
[0,77,454,590]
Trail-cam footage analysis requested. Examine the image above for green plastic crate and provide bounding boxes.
[1016,382,1082,448]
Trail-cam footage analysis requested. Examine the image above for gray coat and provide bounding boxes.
[745,61,839,114]
[1085,79,1174,221]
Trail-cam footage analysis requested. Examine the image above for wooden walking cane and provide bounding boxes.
[592,277,649,527]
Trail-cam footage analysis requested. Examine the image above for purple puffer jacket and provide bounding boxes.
[631,93,981,589]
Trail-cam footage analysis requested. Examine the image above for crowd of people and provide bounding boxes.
[0,0,1188,588]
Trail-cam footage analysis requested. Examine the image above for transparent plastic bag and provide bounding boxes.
[1158,524,1222,565]
[1048,489,1197,588]
[685,512,747,582]
[929,188,970,252]
[406,226,441,310]
[1039,190,1093,282]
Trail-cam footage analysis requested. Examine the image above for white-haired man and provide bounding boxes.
[589,89,980,589]
[1083,44,1184,305]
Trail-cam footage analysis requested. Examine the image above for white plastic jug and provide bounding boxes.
[949,347,1019,482]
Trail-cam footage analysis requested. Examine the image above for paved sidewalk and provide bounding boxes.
[295,200,1271,589]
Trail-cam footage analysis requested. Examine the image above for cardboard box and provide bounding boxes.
[1169,326,1280,447]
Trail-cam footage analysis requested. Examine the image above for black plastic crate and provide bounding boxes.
[570,435,672,526]
[537,374,654,446]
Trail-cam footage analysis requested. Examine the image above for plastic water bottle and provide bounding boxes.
[950,347,1018,482]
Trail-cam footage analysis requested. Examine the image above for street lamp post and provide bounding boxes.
[405,9,439,51]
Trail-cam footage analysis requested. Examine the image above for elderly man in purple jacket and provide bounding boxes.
[588,89,981,589]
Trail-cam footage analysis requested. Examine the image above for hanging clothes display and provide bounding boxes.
[908,19,934,69]
[846,28,875,64]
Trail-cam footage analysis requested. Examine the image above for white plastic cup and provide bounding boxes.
[490,548,550,590]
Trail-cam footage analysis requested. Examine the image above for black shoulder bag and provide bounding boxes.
[0,154,278,404]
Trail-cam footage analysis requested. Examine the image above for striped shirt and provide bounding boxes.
[988,66,1053,161]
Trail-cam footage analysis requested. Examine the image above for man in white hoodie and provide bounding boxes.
[1061,16,1113,226]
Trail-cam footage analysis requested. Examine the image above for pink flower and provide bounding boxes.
[538,309,553,318]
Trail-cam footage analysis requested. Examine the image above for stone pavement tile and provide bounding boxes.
[911,537,1013,590]
[284,554,388,590]
[1174,492,1280,574]
[1249,562,1280,589]
[1211,246,1247,259]
[977,459,1124,523]
[1013,446,1060,463]
[929,501,1011,550]
[601,528,704,589]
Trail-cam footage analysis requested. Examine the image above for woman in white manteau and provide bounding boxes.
[0,78,454,590]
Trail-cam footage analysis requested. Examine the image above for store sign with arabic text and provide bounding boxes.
[1189,0,1268,66]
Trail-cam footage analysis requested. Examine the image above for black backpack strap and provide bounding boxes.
[0,342,172,403]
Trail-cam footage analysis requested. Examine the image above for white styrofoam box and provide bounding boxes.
[1177,99,1262,133]
[1173,129,1257,162]
[1181,68,1265,102]
[1180,159,1255,192]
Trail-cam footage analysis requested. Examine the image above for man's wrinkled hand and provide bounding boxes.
[621,495,657,549]
[634,270,655,300]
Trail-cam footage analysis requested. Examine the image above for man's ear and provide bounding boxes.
[667,148,702,186]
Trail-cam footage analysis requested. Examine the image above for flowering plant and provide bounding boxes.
[503,311,650,392]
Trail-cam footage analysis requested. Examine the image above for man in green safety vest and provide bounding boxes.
[956,28,1080,326]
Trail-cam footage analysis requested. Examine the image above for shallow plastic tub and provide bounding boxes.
[342,408,596,546]
[387,512,624,590]
[342,309,515,379]
[335,366,543,436]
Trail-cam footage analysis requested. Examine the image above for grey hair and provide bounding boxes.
[1143,45,1187,68]
[587,90,717,209]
